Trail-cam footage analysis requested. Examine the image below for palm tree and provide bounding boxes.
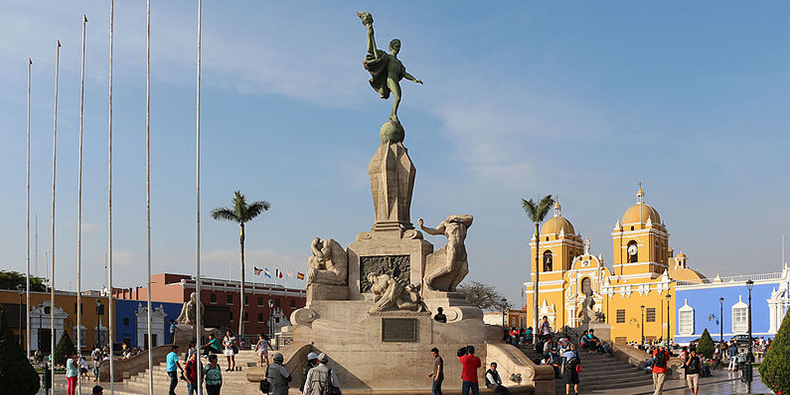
[211,191,270,338]
[521,195,554,349]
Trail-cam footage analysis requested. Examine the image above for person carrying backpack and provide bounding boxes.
[652,345,671,395]
[560,344,581,395]
[684,349,701,395]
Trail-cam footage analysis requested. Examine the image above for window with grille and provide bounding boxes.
[290,299,296,308]
[646,308,656,322]
[210,293,217,304]
[258,296,264,307]
[227,294,233,304]
[275,299,281,307]
[245,296,249,306]
[616,309,626,323]
[243,312,248,322]
[679,310,694,336]
[732,305,748,333]
[257,313,263,323]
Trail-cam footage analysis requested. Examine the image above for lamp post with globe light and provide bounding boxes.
[665,293,671,348]
[718,297,724,345]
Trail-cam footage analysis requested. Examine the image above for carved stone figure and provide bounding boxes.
[307,237,348,285]
[579,288,597,325]
[419,215,473,292]
[176,292,204,326]
[358,11,422,125]
[367,273,425,313]
[584,237,591,255]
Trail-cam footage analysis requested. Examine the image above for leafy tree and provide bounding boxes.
[760,310,790,394]
[0,306,40,394]
[211,191,270,338]
[53,331,75,366]
[0,271,47,292]
[456,281,510,312]
[696,328,715,358]
[521,195,554,347]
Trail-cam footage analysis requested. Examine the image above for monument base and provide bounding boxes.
[307,283,350,304]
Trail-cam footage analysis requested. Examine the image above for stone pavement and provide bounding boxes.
[597,369,774,395]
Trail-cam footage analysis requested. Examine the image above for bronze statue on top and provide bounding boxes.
[358,11,423,125]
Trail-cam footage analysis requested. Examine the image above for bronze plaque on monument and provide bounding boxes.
[360,255,410,293]
[381,318,418,342]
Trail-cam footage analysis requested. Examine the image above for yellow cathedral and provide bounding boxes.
[524,186,706,344]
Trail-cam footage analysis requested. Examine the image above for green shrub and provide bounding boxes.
[696,328,715,358]
[53,331,75,366]
[0,306,41,395]
[760,310,790,394]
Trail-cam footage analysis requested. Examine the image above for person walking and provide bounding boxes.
[684,349,701,395]
[539,316,552,342]
[303,353,341,395]
[428,347,444,395]
[255,334,272,366]
[561,344,580,395]
[457,345,481,395]
[184,341,197,363]
[651,345,670,395]
[167,345,185,395]
[265,353,292,395]
[65,353,79,395]
[300,353,319,393]
[727,342,738,371]
[223,331,237,371]
[185,352,198,395]
[203,354,223,395]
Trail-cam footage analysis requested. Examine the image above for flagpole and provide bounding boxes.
[25,56,32,359]
[50,38,61,395]
[145,1,154,394]
[77,14,87,395]
[195,0,204,394]
[108,1,116,391]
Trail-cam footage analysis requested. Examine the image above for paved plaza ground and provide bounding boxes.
[37,368,775,395]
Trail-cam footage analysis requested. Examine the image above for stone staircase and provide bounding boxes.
[96,350,262,395]
[517,345,654,394]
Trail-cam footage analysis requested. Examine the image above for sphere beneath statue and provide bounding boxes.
[379,121,405,144]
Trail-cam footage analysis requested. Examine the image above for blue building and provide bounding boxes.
[115,299,183,348]
[674,266,790,345]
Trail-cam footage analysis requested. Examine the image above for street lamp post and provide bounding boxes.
[746,279,754,392]
[718,297,724,345]
[95,299,103,349]
[17,284,25,346]
[665,294,671,348]
[640,305,645,346]
[502,298,508,328]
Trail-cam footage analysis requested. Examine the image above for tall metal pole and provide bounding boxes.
[77,14,88,395]
[26,57,32,358]
[195,1,204,393]
[640,305,645,345]
[719,297,724,345]
[532,223,540,349]
[746,280,753,392]
[50,39,61,395]
[145,2,154,394]
[108,1,116,392]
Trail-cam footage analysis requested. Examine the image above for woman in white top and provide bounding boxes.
[223,331,237,371]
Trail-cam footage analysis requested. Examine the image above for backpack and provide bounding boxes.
[321,369,342,395]
[561,352,579,375]
[654,351,667,368]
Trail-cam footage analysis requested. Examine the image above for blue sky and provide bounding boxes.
[1,1,789,307]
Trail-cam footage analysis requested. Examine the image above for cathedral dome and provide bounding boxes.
[541,201,575,235]
[621,203,661,225]
[621,185,661,225]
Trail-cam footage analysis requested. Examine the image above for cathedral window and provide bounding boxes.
[627,241,638,263]
[543,251,553,272]
[581,278,591,295]
[678,300,695,336]
[731,296,748,334]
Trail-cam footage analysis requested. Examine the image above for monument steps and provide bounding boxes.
[517,345,654,393]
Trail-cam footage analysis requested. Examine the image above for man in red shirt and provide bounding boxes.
[458,345,481,395]
[652,345,671,395]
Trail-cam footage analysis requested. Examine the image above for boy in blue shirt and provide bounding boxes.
[167,345,184,395]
